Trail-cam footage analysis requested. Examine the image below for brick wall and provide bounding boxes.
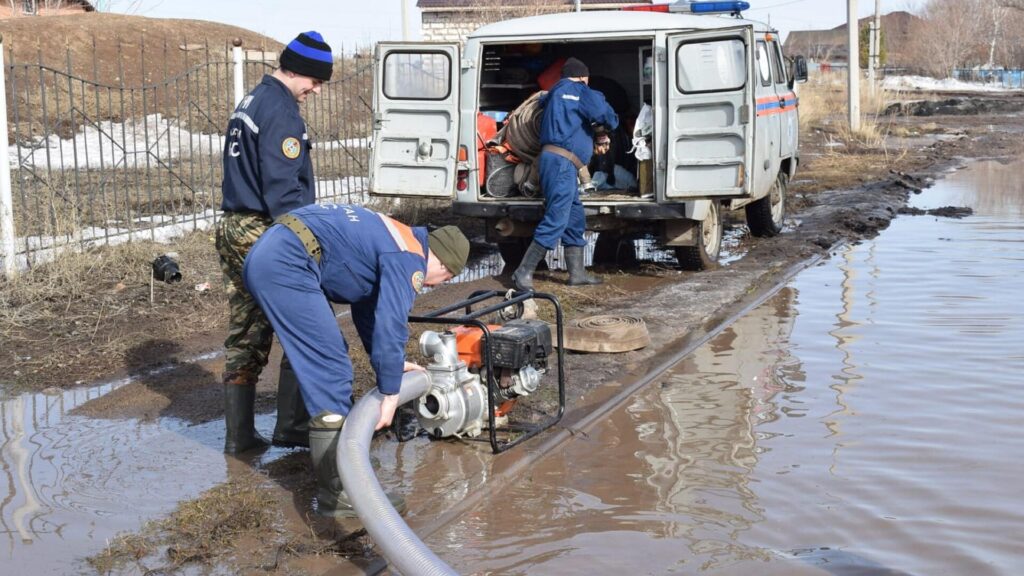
[421,12,491,43]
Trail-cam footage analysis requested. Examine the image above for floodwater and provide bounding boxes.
[422,159,1024,574]
[0,366,290,574]
[2,159,1021,575]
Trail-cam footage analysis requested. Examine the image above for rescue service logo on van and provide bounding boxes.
[282,137,301,159]
[411,270,425,292]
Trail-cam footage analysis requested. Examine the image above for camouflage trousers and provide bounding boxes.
[216,211,276,383]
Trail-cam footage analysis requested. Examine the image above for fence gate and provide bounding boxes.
[0,36,374,274]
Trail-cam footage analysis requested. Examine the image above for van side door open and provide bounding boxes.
[665,26,754,200]
[370,43,460,198]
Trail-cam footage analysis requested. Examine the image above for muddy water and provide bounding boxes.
[422,160,1024,574]
[0,373,285,574]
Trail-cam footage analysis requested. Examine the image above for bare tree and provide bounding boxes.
[985,1,1009,67]
[910,0,988,76]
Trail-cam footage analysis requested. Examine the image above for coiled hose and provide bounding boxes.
[337,370,458,576]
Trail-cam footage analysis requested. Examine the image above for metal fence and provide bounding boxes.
[0,37,376,275]
[954,68,1024,89]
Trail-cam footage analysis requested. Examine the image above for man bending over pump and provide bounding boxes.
[244,203,469,517]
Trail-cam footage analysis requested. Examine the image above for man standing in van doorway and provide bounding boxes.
[512,57,618,291]
[216,31,333,454]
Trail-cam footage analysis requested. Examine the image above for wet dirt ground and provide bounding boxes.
[3,97,1024,574]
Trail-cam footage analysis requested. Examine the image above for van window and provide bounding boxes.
[676,38,746,93]
[756,41,772,86]
[383,51,452,100]
[771,41,788,86]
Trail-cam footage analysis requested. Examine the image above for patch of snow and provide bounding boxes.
[882,75,1021,93]
[8,114,369,170]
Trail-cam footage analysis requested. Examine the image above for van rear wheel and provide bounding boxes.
[746,173,787,237]
[593,232,638,268]
[674,203,722,271]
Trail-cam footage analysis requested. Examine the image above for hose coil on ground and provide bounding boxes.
[563,315,650,353]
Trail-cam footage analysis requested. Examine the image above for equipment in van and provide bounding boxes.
[370,4,807,273]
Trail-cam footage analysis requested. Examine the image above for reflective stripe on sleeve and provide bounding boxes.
[230,112,260,134]
[377,214,425,257]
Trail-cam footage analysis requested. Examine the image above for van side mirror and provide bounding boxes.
[789,55,808,88]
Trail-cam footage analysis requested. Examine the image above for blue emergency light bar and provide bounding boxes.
[623,1,750,14]
[686,1,751,13]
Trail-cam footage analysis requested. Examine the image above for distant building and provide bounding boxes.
[418,0,651,43]
[784,11,919,67]
[0,0,95,18]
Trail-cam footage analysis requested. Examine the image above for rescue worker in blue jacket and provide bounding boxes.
[512,57,618,290]
[216,31,333,454]
[243,203,470,517]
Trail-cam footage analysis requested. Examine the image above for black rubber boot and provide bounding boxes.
[511,240,548,291]
[565,245,603,286]
[272,359,310,448]
[223,384,270,455]
[308,413,407,518]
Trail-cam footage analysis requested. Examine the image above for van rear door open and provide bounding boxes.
[665,26,754,200]
[370,43,460,198]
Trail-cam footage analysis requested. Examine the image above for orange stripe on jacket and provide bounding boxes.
[378,214,425,257]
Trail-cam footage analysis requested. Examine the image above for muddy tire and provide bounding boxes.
[497,240,526,275]
[675,202,723,271]
[746,172,787,237]
[593,232,638,268]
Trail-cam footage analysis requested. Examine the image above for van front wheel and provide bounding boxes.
[745,173,787,237]
[674,203,722,271]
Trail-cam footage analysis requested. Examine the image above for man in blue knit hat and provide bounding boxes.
[216,31,334,454]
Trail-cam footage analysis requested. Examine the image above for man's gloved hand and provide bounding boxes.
[592,126,611,156]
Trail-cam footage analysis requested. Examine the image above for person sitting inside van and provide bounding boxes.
[587,128,638,193]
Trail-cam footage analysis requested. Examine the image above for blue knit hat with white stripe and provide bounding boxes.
[280,31,333,81]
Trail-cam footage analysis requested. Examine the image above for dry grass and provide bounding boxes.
[797,73,898,148]
[0,229,225,390]
[87,478,275,574]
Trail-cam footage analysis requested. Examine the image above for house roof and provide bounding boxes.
[417,0,649,8]
[784,11,919,62]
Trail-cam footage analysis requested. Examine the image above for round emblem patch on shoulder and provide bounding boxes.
[411,270,425,293]
[282,137,301,159]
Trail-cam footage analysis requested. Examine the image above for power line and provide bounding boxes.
[745,0,813,11]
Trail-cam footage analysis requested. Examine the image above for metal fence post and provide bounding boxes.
[0,34,17,278]
[232,38,244,107]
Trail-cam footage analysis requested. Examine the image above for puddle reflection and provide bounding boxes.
[0,377,234,573]
[426,159,1024,575]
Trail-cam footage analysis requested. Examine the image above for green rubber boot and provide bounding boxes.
[308,412,407,518]
[511,240,548,291]
[223,382,270,455]
[272,359,310,448]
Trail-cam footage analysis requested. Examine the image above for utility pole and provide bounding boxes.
[848,0,861,131]
[575,0,582,12]
[868,0,880,94]
[400,0,409,41]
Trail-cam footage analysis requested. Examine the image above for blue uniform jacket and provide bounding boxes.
[539,78,619,166]
[293,204,428,396]
[221,75,314,218]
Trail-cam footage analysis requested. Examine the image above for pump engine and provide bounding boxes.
[417,319,552,439]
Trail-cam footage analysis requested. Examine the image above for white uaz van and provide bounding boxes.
[369,1,807,270]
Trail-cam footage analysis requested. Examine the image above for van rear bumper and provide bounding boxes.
[453,201,690,221]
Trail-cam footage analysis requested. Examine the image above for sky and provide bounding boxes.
[103,0,925,47]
